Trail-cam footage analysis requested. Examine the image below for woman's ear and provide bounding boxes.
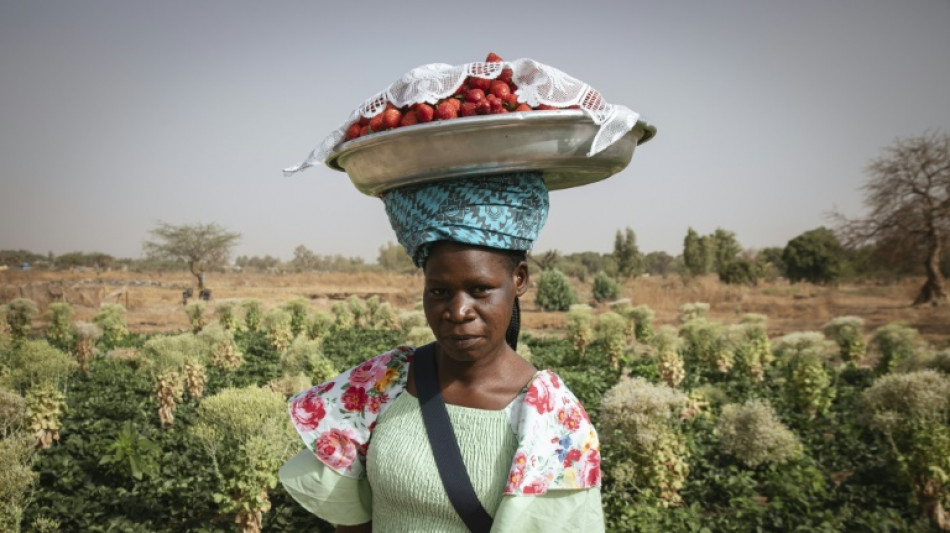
[514,261,529,297]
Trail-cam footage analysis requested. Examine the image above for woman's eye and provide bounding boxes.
[428,288,446,297]
[471,286,491,296]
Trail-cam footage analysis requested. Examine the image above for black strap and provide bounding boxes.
[414,343,494,533]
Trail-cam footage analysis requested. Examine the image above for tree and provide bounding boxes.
[290,245,318,272]
[782,227,844,284]
[837,132,950,305]
[143,222,240,290]
[711,228,742,273]
[377,241,414,271]
[683,227,711,276]
[643,251,676,276]
[613,227,643,278]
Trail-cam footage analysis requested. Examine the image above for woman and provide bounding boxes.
[279,172,604,532]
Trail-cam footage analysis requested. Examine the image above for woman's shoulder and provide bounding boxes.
[287,345,416,477]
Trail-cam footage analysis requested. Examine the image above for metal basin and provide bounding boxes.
[326,110,656,197]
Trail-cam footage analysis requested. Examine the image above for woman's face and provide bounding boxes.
[423,242,528,363]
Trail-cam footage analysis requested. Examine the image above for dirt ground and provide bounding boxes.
[2,269,948,349]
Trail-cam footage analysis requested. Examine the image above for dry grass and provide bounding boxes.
[2,269,947,348]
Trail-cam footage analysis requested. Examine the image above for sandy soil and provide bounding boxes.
[2,269,947,349]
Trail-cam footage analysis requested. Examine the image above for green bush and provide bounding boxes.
[535,269,577,312]
[823,316,866,365]
[592,271,621,302]
[45,302,74,351]
[3,298,38,341]
[282,298,310,338]
[92,304,129,349]
[718,258,761,286]
[870,322,923,374]
[565,304,594,358]
[782,227,844,284]
[717,399,802,468]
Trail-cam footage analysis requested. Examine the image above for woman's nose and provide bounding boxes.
[445,292,474,322]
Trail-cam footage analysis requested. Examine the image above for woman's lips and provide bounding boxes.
[446,335,481,350]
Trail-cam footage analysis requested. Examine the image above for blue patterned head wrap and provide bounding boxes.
[382,172,550,267]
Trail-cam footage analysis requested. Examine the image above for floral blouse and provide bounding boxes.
[287,345,601,496]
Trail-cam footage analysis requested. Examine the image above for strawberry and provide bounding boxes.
[400,110,419,127]
[485,52,504,63]
[514,103,532,112]
[503,93,519,109]
[369,113,384,132]
[535,104,559,111]
[466,88,486,103]
[468,76,492,92]
[475,100,491,115]
[489,97,504,114]
[415,103,434,123]
[359,125,370,137]
[460,101,478,117]
[436,101,458,120]
[358,115,370,127]
[490,81,511,99]
[498,67,513,84]
[444,98,461,112]
[382,108,402,129]
[345,122,361,140]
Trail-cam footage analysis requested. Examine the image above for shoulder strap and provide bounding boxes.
[414,343,494,533]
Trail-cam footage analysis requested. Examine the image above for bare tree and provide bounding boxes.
[836,131,950,305]
[143,222,241,290]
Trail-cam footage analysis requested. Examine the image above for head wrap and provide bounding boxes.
[382,172,549,267]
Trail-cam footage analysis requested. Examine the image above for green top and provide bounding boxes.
[280,393,604,532]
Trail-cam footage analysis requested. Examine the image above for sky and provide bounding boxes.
[1,0,949,263]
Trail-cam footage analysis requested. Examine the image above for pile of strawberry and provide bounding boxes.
[344,52,578,141]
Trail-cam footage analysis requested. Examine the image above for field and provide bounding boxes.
[3,268,950,532]
[3,268,948,348]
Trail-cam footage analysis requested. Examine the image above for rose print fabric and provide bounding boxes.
[287,345,601,494]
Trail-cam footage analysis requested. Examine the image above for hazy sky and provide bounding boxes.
[1,1,948,262]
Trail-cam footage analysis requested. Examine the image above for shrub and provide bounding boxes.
[3,298,38,341]
[870,322,923,374]
[718,399,802,468]
[592,271,622,302]
[5,340,77,393]
[629,304,656,343]
[596,312,627,369]
[862,371,950,528]
[0,410,38,532]
[535,269,578,312]
[331,302,353,329]
[191,386,297,533]
[600,377,690,506]
[679,318,731,373]
[407,326,435,347]
[729,317,771,380]
[197,323,243,372]
[677,302,709,323]
[281,298,310,338]
[774,332,835,416]
[653,326,684,388]
[241,299,263,332]
[71,321,101,372]
[263,308,293,352]
[307,310,335,340]
[397,311,427,335]
[92,304,129,348]
[45,302,74,351]
[214,301,240,331]
[823,316,866,365]
[782,227,844,284]
[566,304,594,358]
[346,295,367,328]
[184,301,208,333]
[718,258,761,286]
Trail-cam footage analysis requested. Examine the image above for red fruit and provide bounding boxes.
[536,104,559,111]
[468,76,492,92]
[385,102,397,111]
[415,103,434,123]
[436,102,458,120]
[400,110,418,127]
[490,81,511,99]
[460,101,478,117]
[444,98,461,111]
[485,52,504,63]
[466,88,485,103]
[498,67,513,84]
[489,98,504,114]
[345,122,361,140]
[358,116,370,126]
[503,93,519,108]
[475,100,491,115]
[359,125,370,136]
[453,83,468,97]
[492,106,509,114]
[369,113,384,132]
[514,103,532,112]
[382,108,402,129]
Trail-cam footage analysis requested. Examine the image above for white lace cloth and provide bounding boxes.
[284,58,641,176]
